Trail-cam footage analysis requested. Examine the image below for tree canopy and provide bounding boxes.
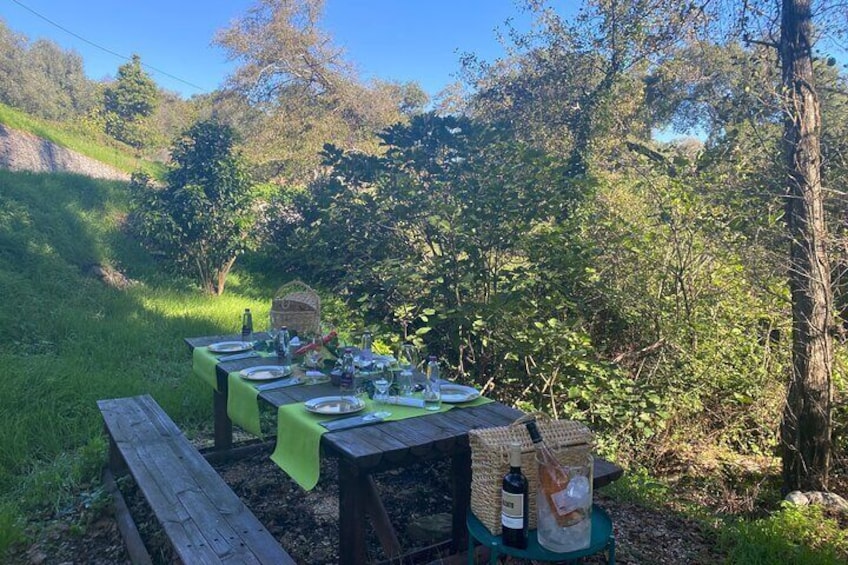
[129,119,256,295]
[214,0,428,184]
[103,54,160,148]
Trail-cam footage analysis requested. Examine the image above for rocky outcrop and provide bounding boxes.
[0,123,130,181]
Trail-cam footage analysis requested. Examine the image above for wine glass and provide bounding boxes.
[266,314,278,350]
[373,370,393,403]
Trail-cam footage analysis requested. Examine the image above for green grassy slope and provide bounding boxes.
[0,170,269,551]
[0,103,166,178]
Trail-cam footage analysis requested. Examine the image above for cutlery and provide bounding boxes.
[321,412,389,431]
[255,377,301,392]
[217,351,261,362]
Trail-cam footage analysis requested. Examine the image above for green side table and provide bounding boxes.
[466,504,615,564]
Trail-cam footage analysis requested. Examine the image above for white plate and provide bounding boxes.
[440,383,480,404]
[305,396,366,415]
[239,365,293,381]
[208,341,253,354]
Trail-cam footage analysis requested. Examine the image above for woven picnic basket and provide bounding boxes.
[270,280,321,335]
[469,412,593,536]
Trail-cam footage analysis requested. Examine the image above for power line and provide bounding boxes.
[7,0,208,93]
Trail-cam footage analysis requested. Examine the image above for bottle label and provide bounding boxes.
[549,487,578,516]
[501,490,524,529]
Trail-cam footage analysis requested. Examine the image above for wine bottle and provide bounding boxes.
[525,419,581,527]
[340,347,355,394]
[241,308,253,342]
[275,326,290,364]
[501,442,528,548]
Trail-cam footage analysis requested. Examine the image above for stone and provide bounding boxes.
[784,490,848,512]
[407,512,452,544]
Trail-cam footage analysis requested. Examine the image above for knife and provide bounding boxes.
[255,377,301,392]
[217,351,261,362]
[321,413,385,431]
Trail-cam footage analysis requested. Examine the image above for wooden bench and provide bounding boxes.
[98,394,294,565]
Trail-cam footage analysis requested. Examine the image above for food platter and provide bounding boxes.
[239,365,293,381]
[305,396,366,415]
[440,383,480,404]
[208,341,253,354]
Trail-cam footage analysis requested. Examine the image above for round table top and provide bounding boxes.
[467,503,613,561]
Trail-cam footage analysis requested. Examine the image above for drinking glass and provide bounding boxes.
[266,315,278,350]
[398,342,418,371]
[360,331,374,364]
[305,336,322,369]
[373,371,393,403]
[397,342,418,395]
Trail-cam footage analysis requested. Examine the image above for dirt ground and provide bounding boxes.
[8,448,727,565]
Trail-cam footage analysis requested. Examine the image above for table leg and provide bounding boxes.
[363,475,402,559]
[338,459,367,565]
[212,388,233,451]
[451,449,471,553]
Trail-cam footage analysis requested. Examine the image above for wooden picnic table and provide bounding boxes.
[185,334,623,564]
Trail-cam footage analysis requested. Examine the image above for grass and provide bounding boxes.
[719,503,848,564]
[0,103,166,178]
[0,170,271,552]
[0,168,845,563]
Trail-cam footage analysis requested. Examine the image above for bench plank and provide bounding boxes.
[98,395,294,565]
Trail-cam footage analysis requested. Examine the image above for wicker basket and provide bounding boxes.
[270,280,321,335]
[469,413,593,536]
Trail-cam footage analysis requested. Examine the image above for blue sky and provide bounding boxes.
[2,0,555,99]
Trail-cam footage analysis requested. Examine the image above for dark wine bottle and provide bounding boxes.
[241,308,253,342]
[501,442,529,548]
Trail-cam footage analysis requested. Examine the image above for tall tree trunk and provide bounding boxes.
[779,0,833,493]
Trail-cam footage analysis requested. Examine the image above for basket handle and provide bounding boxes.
[509,411,550,428]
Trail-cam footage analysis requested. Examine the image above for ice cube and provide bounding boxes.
[566,475,591,507]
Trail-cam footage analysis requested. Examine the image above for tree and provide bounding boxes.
[214,0,428,184]
[466,0,697,175]
[778,0,833,493]
[129,120,256,295]
[0,21,96,120]
[104,54,159,148]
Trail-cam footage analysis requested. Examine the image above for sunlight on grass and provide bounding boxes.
[719,503,848,565]
[0,170,263,554]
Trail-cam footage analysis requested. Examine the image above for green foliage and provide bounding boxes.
[0,21,96,120]
[719,503,848,565]
[103,55,159,148]
[213,0,428,184]
[0,102,165,177]
[0,501,24,553]
[129,119,257,295]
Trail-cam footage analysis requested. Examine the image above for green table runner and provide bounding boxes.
[226,366,327,437]
[271,395,492,490]
[191,346,222,391]
[227,372,266,437]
